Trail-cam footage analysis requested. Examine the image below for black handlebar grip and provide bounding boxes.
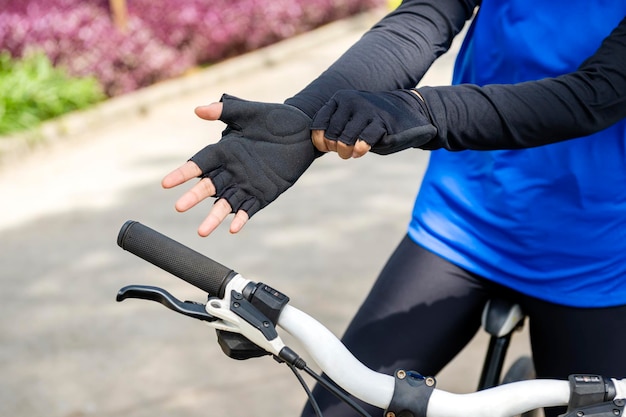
[117,220,236,297]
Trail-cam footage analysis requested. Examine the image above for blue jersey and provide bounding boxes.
[408,1,626,307]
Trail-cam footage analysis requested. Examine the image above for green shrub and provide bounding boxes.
[0,51,105,136]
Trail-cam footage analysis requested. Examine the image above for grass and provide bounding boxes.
[0,50,105,136]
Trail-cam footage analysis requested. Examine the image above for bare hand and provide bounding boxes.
[161,102,249,237]
[311,129,372,159]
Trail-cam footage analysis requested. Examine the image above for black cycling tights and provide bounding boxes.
[300,235,626,417]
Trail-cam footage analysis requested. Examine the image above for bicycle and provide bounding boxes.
[115,220,626,417]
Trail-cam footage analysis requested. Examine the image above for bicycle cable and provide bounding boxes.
[301,365,373,417]
[287,362,324,417]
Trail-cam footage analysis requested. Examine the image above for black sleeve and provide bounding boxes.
[417,16,626,150]
[285,0,479,117]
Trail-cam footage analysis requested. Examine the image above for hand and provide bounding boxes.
[311,89,437,158]
[162,94,316,237]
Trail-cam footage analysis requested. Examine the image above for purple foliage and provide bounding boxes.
[0,0,383,96]
[125,0,383,63]
[0,0,189,96]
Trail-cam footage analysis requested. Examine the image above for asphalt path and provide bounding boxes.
[0,10,530,417]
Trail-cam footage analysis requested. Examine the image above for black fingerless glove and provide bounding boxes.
[189,94,318,217]
[311,89,437,155]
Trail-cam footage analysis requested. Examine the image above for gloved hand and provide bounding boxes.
[189,94,317,218]
[311,89,437,156]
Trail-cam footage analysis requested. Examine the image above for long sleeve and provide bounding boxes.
[418,16,626,150]
[285,0,478,117]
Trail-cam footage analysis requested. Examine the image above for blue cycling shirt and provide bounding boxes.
[408,0,626,307]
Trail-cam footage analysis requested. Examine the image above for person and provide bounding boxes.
[161,1,626,417]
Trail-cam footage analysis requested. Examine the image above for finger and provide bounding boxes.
[174,177,216,212]
[324,137,338,152]
[352,140,372,158]
[337,141,354,159]
[337,117,368,146]
[197,198,232,237]
[162,161,202,188]
[312,129,330,152]
[229,210,250,234]
[310,100,336,131]
[358,120,387,147]
[325,103,353,141]
[194,102,224,121]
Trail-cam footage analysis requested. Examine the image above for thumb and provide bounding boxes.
[194,102,223,121]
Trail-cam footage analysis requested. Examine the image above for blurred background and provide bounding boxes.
[0,2,530,417]
[0,0,381,136]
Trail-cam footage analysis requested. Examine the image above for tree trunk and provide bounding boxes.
[109,0,129,33]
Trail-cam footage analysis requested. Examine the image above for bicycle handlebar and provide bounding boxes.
[117,221,626,417]
[278,304,396,409]
[117,221,236,297]
[278,302,626,417]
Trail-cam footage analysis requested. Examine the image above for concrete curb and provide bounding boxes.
[0,9,383,166]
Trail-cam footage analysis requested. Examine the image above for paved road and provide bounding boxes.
[0,10,530,417]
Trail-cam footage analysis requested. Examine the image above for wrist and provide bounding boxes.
[284,96,318,119]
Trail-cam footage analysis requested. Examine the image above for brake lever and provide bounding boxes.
[117,285,287,357]
[116,285,215,322]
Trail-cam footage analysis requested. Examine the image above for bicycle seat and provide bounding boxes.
[481,298,525,338]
